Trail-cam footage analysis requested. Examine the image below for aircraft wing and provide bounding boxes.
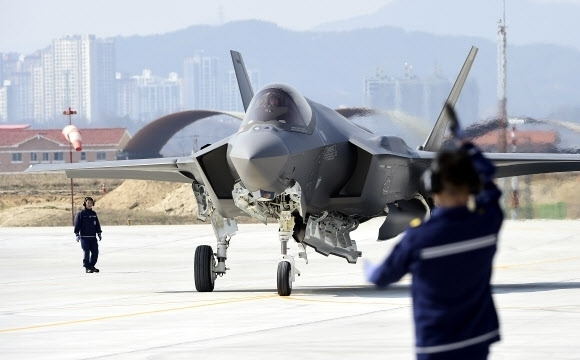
[486,152,580,178]
[416,150,580,178]
[25,135,243,218]
[25,157,199,183]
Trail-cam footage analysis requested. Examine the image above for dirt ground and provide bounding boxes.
[1,171,579,227]
[0,173,201,227]
[525,172,580,218]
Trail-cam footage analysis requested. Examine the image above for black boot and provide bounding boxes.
[91,267,100,273]
[86,267,93,273]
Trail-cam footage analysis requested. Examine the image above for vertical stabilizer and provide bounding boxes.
[420,46,478,151]
[230,50,254,112]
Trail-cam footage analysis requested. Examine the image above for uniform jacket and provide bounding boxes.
[369,142,503,356]
[74,208,102,238]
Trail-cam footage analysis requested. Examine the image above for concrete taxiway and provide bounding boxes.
[1,219,579,359]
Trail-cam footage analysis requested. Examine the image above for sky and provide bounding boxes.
[2,0,579,54]
[0,0,391,54]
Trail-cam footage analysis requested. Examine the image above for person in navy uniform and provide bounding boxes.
[74,196,103,273]
[366,109,504,360]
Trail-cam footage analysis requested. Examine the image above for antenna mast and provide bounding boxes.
[497,0,508,153]
[497,0,520,218]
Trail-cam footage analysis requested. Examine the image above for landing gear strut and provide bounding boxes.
[276,211,306,296]
[193,213,237,292]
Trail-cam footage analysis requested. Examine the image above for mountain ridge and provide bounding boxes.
[114,20,580,122]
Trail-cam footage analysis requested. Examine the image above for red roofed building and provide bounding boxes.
[473,129,559,153]
[0,125,131,172]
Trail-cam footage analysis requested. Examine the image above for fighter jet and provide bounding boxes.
[27,47,580,296]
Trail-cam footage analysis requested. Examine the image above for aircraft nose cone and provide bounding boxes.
[229,131,289,193]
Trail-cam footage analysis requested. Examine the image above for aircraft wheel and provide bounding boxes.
[277,261,292,296]
[194,245,215,292]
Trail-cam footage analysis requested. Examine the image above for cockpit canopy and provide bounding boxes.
[240,84,314,133]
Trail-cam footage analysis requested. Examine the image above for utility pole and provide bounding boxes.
[497,0,512,213]
[510,125,519,219]
[497,6,508,154]
[63,106,77,225]
[497,0,520,218]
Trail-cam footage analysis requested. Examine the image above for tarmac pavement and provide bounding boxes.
[1,219,579,359]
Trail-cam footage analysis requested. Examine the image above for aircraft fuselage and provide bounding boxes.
[225,84,429,221]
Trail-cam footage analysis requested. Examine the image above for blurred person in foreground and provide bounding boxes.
[366,105,504,360]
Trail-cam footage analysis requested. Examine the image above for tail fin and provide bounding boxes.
[420,46,478,151]
[230,50,254,112]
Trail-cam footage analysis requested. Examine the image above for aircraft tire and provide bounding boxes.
[194,245,215,292]
[277,261,292,296]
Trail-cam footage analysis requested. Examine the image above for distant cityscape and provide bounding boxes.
[364,64,478,126]
[0,34,479,133]
[0,35,263,131]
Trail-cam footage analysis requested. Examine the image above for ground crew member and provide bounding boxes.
[366,107,504,359]
[74,196,103,273]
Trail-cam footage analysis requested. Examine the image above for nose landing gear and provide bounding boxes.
[277,211,307,296]
[277,261,292,296]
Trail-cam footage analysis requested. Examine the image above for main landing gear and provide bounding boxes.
[193,211,307,296]
[194,214,237,292]
[194,245,215,292]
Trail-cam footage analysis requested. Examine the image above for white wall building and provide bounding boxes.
[183,55,221,110]
[0,35,115,126]
[47,35,116,125]
[116,70,182,123]
[224,69,260,112]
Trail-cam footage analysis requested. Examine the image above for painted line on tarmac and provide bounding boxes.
[284,295,410,306]
[496,256,580,269]
[501,305,580,312]
[0,294,277,333]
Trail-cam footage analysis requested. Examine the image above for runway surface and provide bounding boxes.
[1,219,579,359]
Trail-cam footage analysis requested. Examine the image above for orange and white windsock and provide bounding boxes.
[62,125,83,151]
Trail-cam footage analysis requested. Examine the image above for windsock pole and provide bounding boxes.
[63,107,78,226]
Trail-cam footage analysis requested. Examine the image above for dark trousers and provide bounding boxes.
[80,238,99,268]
